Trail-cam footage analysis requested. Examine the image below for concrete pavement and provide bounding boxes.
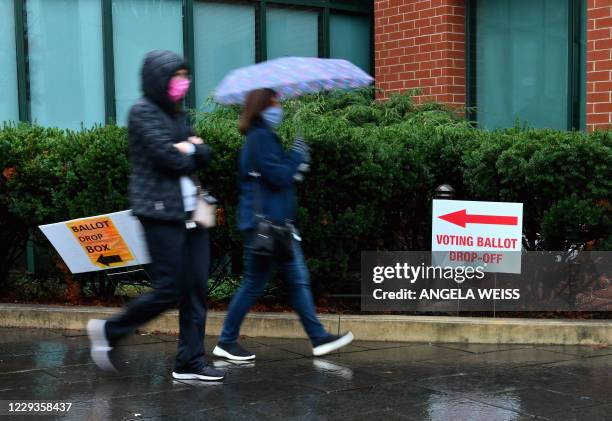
[0,327,611,420]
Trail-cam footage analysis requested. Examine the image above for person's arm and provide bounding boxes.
[187,136,212,168]
[130,102,198,176]
[193,144,212,167]
[185,114,212,167]
[253,130,304,189]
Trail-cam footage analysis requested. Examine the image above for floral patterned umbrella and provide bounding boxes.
[213,57,374,105]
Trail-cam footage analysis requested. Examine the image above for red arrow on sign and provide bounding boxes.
[438,209,518,228]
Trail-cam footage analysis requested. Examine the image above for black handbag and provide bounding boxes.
[250,217,294,261]
[247,138,294,261]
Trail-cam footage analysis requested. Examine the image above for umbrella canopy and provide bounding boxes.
[213,57,374,105]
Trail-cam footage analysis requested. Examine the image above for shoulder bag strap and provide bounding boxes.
[248,129,292,226]
[247,134,265,220]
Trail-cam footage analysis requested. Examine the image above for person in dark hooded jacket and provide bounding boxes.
[86,50,224,382]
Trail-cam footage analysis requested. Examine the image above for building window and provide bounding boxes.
[266,6,319,59]
[5,0,372,127]
[112,0,183,126]
[330,12,371,73]
[27,0,105,129]
[0,0,19,123]
[468,0,584,130]
[194,2,255,109]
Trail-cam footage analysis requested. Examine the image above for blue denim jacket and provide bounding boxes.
[237,121,302,231]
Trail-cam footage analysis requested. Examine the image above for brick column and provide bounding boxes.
[587,0,612,131]
[374,0,466,107]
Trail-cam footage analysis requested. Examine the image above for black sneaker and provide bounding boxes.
[312,332,354,356]
[212,342,256,361]
[172,366,225,382]
[87,319,116,372]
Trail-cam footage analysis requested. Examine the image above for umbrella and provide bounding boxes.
[213,57,374,105]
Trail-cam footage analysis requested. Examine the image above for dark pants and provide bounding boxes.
[219,234,328,345]
[105,217,210,372]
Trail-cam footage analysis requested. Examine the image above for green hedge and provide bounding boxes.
[1,89,611,295]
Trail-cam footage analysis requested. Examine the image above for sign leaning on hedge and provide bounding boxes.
[39,211,150,273]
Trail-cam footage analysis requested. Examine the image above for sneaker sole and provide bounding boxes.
[212,346,256,361]
[172,372,224,381]
[313,332,354,357]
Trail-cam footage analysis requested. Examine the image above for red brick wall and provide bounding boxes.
[376,1,612,130]
[587,0,612,131]
[374,0,466,106]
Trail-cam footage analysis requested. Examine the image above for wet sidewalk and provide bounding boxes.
[0,327,611,420]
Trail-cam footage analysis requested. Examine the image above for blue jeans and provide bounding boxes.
[219,234,328,345]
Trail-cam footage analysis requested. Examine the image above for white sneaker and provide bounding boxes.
[87,319,116,372]
[312,332,354,357]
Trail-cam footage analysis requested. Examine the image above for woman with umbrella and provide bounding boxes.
[211,57,372,361]
[212,87,353,360]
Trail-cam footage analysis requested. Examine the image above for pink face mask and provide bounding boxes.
[168,78,190,102]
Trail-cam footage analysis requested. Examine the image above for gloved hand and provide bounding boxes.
[292,137,310,182]
[293,163,311,182]
[291,136,310,165]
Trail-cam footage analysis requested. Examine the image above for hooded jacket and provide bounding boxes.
[128,50,211,221]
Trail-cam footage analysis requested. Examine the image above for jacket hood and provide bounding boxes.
[141,50,189,112]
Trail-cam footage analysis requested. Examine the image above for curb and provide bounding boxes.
[0,304,610,345]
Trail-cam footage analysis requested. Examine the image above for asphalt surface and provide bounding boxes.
[0,327,611,420]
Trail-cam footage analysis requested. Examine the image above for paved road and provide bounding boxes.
[0,327,611,420]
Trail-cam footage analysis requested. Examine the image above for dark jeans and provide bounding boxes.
[219,233,328,345]
[105,217,210,372]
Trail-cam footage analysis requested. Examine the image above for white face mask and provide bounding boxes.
[261,105,284,129]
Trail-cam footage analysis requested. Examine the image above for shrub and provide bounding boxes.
[0,124,129,292]
[1,89,610,298]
